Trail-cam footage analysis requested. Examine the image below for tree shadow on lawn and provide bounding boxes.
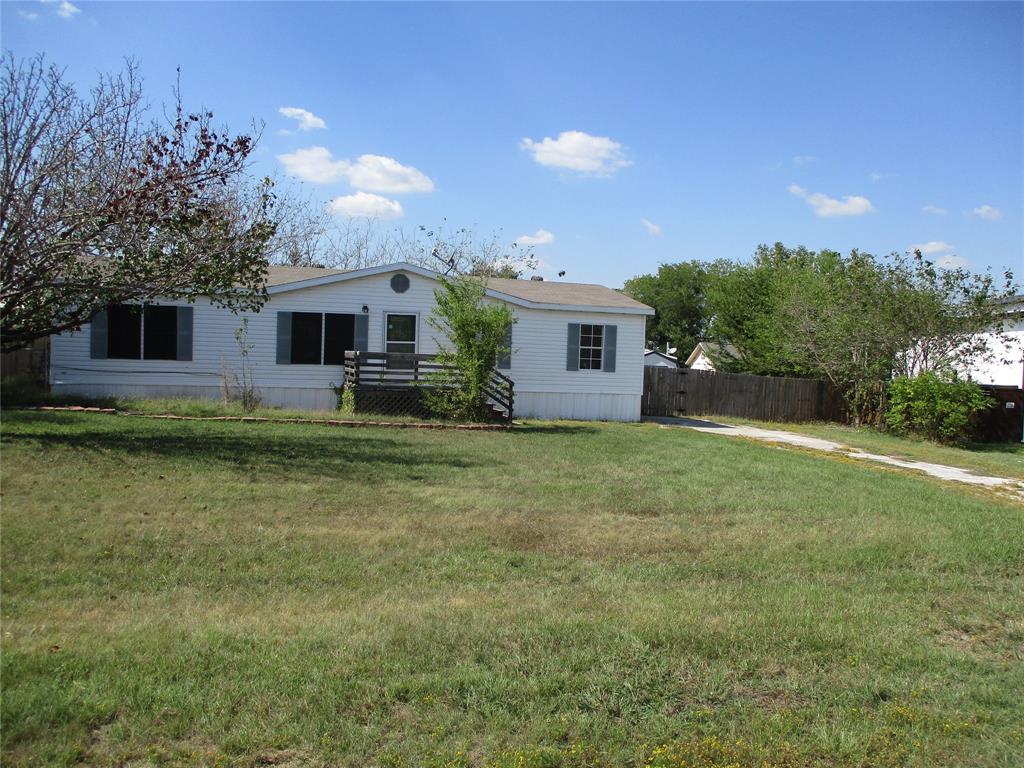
[963,441,1024,455]
[511,422,599,436]
[1,412,491,482]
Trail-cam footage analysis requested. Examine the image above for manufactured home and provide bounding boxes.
[49,263,655,422]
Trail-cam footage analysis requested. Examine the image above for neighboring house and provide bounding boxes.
[685,342,740,371]
[49,262,655,421]
[958,295,1024,388]
[643,349,680,368]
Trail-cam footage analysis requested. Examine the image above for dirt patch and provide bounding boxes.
[937,616,1024,661]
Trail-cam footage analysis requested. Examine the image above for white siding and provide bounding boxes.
[501,308,646,421]
[688,351,716,371]
[957,318,1024,387]
[50,269,648,421]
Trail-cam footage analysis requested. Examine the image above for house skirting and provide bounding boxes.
[51,383,339,412]
[512,392,640,422]
[51,383,641,422]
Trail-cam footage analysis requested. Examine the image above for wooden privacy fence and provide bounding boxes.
[1,339,49,387]
[974,385,1023,443]
[643,367,844,422]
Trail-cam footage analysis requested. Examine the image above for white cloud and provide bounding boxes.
[345,154,434,194]
[909,242,968,268]
[520,130,631,176]
[869,171,883,182]
[792,155,817,166]
[909,241,954,256]
[922,205,948,216]
[640,218,662,236]
[972,204,1002,220]
[327,192,404,219]
[516,229,554,246]
[18,10,39,20]
[277,147,434,193]
[788,184,874,217]
[42,0,80,18]
[278,107,326,131]
[935,254,969,270]
[278,146,349,184]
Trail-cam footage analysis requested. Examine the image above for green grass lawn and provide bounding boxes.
[2,411,1022,767]
[700,417,1024,481]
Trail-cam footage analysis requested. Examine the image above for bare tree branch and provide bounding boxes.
[0,53,277,351]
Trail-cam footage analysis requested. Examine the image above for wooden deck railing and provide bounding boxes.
[343,351,514,424]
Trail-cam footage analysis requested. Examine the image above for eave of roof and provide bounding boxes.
[265,262,655,315]
[644,349,678,362]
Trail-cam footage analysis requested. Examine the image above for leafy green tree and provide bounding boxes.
[424,276,515,421]
[623,261,711,357]
[704,244,815,376]
[888,251,1018,379]
[779,249,1016,424]
[778,249,904,423]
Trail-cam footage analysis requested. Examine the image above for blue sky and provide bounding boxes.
[3,1,1022,287]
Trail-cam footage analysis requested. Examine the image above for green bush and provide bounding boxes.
[423,275,514,422]
[332,383,354,414]
[885,371,993,443]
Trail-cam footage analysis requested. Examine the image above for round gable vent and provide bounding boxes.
[390,273,410,293]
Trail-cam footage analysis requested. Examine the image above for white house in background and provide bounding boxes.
[684,342,740,371]
[958,296,1024,388]
[643,349,679,368]
[49,262,655,422]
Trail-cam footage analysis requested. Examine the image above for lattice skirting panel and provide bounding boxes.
[353,387,432,418]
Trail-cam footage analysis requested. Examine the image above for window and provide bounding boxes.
[496,325,512,370]
[579,324,603,370]
[93,304,191,361]
[143,306,178,360]
[107,304,142,359]
[385,314,416,354]
[290,312,323,364]
[278,311,359,365]
[323,313,356,365]
[390,273,410,293]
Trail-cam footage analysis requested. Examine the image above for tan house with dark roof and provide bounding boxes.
[49,262,655,421]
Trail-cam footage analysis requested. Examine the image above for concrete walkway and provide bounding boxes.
[649,416,1024,499]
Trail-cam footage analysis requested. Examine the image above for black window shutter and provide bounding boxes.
[176,306,193,361]
[90,309,108,359]
[603,324,617,372]
[276,312,292,364]
[497,325,512,370]
[354,314,369,352]
[566,323,580,371]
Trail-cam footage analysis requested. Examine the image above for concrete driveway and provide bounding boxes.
[649,416,1024,498]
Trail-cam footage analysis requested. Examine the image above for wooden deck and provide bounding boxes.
[343,351,514,424]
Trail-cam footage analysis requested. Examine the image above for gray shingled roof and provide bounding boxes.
[264,264,652,311]
[483,276,650,310]
[265,265,350,286]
